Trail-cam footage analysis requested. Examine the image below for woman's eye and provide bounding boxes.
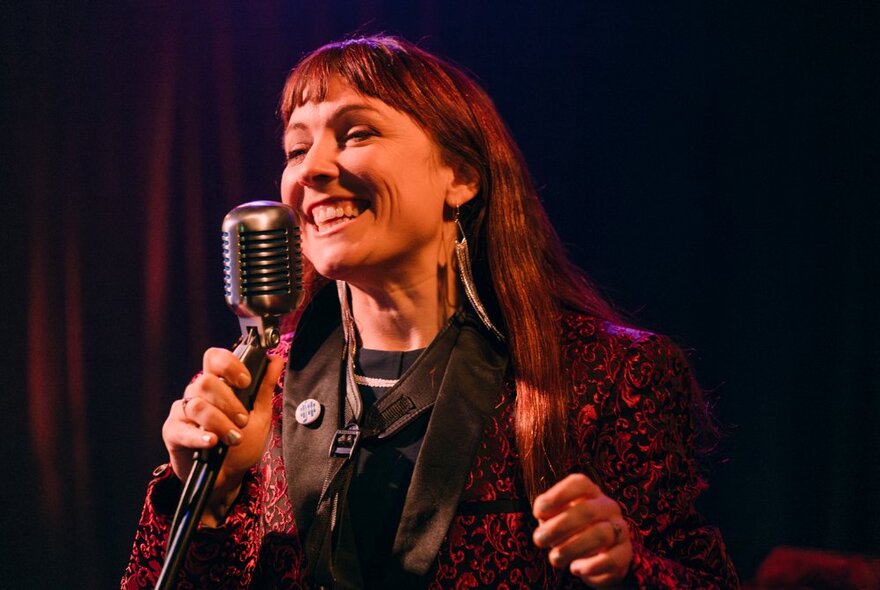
[343,128,376,144]
[285,148,307,164]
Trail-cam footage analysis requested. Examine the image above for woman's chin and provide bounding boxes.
[309,254,371,284]
[311,262,351,282]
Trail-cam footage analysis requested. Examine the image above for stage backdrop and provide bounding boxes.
[3,1,877,588]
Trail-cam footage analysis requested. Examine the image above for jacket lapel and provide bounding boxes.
[282,286,346,536]
[389,319,509,578]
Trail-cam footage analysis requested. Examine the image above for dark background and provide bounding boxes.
[2,1,878,588]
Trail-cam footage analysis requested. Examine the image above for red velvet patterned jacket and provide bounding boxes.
[122,312,739,588]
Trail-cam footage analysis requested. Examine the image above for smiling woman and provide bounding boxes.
[122,36,738,589]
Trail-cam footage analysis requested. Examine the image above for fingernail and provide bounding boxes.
[225,429,242,446]
[201,433,213,443]
[534,529,548,545]
[234,413,249,428]
[236,372,251,388]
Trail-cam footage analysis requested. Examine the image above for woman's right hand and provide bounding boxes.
[162,347,285,526]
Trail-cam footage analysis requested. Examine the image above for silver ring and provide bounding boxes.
[181,397,194,414]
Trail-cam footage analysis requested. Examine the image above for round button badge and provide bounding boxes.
[295,398,323,425]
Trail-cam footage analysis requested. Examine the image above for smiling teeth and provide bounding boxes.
[313,202,365,229]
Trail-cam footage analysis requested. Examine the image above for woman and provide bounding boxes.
[123,36,738,589]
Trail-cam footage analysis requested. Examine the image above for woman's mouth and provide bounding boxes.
[311,200,368,233]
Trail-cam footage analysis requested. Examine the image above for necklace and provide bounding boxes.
[353,373,398,388]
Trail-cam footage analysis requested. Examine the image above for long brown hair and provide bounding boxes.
[279,36,622,500]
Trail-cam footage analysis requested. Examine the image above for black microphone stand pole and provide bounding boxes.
[154,323,275,590]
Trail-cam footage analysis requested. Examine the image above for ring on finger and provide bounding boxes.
[610,520,623,545]
[181,397,194,414]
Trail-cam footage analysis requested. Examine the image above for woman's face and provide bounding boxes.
[280,78,476,289]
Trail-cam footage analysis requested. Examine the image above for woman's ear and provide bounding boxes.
[445,162,480,208]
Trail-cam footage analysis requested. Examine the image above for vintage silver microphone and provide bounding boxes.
[222,200,302,409]
[157,200,302,589]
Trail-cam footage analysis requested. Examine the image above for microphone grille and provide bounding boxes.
[222,201,302,317]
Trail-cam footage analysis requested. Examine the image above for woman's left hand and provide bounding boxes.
[532,473,633,588]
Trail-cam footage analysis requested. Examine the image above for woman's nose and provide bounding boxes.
[295,139,338,187]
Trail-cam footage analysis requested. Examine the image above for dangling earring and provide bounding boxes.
[337,280,363,421]
[454,208,504,341]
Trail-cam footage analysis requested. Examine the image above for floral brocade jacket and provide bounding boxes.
[122,310,739,589]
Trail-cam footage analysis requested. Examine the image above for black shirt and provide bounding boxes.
[348,348,427,585]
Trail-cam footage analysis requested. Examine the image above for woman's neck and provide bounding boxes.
[347,265,459,351]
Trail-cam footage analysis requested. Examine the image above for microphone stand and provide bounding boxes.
[154,320,277,590]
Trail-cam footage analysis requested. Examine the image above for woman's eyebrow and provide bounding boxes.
[286,103,382,133]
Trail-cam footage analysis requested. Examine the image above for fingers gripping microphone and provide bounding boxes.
[156,201,301,590]
[222,201,302,409]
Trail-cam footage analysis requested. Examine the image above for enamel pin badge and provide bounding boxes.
[295,399,323,425]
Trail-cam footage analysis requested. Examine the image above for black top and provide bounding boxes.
[348,348,426,586]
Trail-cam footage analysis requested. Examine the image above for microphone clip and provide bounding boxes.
[229,317,277,411]
[237,314,281,350]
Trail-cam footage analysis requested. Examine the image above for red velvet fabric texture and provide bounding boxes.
[121,313,738,588]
